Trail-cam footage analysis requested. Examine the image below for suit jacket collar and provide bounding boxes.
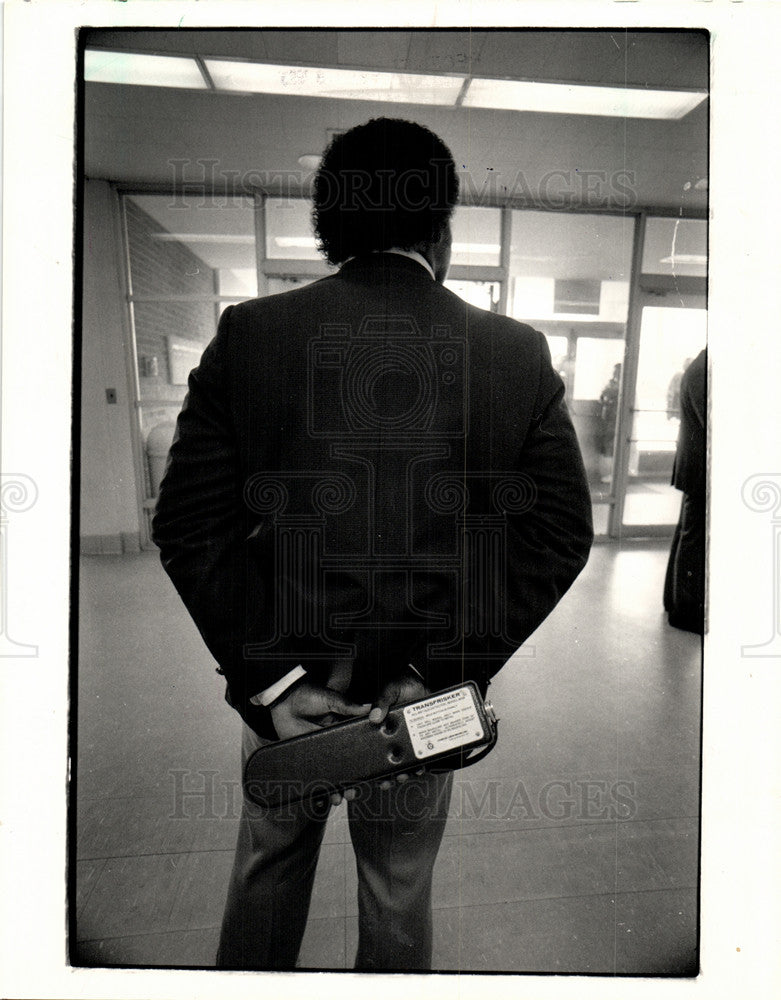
[338,252,437,283]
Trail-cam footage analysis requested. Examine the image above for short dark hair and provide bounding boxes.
[312,118,459,266]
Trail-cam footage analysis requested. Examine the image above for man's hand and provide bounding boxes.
[270,679,372,808]
[270,672,428,807]
[270,679,370,741]
[369,670,429,790]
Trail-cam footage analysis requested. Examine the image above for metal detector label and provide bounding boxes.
[403,687,485,759]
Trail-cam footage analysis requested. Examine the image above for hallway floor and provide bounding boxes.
[73,540,701,974]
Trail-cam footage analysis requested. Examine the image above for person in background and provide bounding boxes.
[666,357,693,421]
[598,363,622,480]
[664,350,706,633]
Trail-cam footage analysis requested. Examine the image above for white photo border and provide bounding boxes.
[2,1,780,998]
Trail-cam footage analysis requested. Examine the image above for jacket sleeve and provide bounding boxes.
[489,331,594,675]
[151,306,284,730]
[672,349,706,498]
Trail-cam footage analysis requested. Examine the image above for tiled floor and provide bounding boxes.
[74,540,701,974]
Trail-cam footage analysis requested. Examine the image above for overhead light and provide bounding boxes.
[274,237,500,257]
[659,254,708,266]
[297,155,322,170]
[84,49,207,90]
[203,60,465,105]
[452,243,501,255]
[462,78,707,120]
[275,237,316,249]
[84,50,707,121]
[152,233,255,244]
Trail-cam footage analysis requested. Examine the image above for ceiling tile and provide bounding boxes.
[261,30,339,67]
[404,30,484,77]
[336,31,412,71]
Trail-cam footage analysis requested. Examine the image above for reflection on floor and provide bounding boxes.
[74,540,701,975]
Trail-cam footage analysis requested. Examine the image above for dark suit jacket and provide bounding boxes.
[153,253,593,736]
[671,349,706,499]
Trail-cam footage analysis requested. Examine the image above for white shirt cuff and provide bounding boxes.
[250,665,307,707]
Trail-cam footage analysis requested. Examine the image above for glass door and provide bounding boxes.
[615,216,707,535]
[621,294,707,529]
[508,209,635,536]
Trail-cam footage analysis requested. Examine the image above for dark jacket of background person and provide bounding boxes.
[665,348,707,632]
[598,363,622,457]
[152,252,594,737]
[672,350,706,499]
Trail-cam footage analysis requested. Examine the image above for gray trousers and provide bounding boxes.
[216,723,454,971]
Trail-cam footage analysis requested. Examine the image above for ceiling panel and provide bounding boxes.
[336,31,413,71]
[476,30,708,88]
[83,29,707,88]
[404,30,487,76]
[477,31,619,84]
[261,30,340,67]
[624,31,709,89]
[83,29,272,61]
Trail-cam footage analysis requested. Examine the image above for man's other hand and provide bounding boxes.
[369,670,429,789]
[369,671,428,725]
[270,679,370,741]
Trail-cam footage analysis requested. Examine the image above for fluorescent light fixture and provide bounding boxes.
[275,237,317,249]
[85,49,207,90]
[84,50,706,121]
[462,78,707,120]
[275,237,500,257]
[452,242,501,256]
[659,254,708,266]
[204,60,464,105]
[152,233,255,244]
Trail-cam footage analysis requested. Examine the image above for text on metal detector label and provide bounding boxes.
[402,687,485,759]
